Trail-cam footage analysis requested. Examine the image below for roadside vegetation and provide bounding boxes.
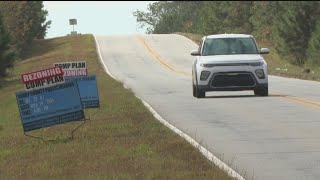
[134,1,320,81]
[0,1,51,77]
[0,34,235,179]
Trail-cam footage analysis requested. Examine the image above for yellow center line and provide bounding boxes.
[270,91,320,109]
[136,35,191,76]
[136,35,320,110]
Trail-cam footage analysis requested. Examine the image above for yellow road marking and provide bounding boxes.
[136,35,320,110]
[270,92,320,109]
[136,36,191,76]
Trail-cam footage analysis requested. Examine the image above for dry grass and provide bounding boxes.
[0,34,235,179]
[176,32,320,82]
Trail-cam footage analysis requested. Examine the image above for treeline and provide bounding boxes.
[0,1,51,77]
[133,1,320,66]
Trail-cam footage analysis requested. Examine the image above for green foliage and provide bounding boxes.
[133,1,204,34]
[170,1,205,34]
[134,1,320,66]
[26,1,52,40]
[0,14,15,76]
[307,20,320,65]
[197,1,253,34]
[271,1,320,65]
[0,1,50,76]
[133,1,171,34]
[249,2,281,41]
[195,2,228,34]
[151,2,181,34]
[0,1,51,55]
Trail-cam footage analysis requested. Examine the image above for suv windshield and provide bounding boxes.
[202,37,259,56]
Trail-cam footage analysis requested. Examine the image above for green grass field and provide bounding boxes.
[0,34,235,179]
[176,32,320,82]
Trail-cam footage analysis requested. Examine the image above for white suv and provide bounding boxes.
[191,34,269,98]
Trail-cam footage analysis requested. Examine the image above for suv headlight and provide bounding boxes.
[200,63,215,67]
[250,61,264,66]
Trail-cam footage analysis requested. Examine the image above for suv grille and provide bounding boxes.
[211,73,255,87]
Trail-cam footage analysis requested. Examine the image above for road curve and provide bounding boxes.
[95,34,320,180]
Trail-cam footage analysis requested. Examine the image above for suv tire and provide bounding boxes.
[196,87,205,98]
[193,84,197,97]
[254,86,268,96]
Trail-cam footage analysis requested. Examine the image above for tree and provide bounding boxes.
[249,2,281,41]
[0,1,51,55]
[0,13,15,77]
[222,1,254,34]
[307,20,320,65]
[26,1,52,40]
[271,1,320,65]
[133,1,173,34]
[133,1,204,34]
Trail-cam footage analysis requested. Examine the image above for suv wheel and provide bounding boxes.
[254,86,268,96]
[196,87,205,98]
[193,84,197,97]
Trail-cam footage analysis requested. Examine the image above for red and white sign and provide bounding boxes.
[54,61,87,77]
[21,67,65,90]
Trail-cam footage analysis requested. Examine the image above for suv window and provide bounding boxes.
[202,37,259,56]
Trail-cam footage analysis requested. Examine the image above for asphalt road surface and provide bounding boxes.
[95,34,320,180]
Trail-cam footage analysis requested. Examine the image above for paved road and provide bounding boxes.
[95,34,320,180]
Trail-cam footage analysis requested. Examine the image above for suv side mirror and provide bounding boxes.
[191,50,200,56]
[260,48,269,54]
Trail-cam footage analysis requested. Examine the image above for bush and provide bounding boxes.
[307,20,320,65]
[0,14,15,77]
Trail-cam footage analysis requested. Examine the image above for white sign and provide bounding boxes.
[54,61,87,77]
[22,67,65,90]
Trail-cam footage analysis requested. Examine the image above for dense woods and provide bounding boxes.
[134,1,320,66]
[0,1,51,76]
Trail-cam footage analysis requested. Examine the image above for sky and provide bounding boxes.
[43,1,154,39]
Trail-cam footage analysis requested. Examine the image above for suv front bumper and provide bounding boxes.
[197,71,268,92]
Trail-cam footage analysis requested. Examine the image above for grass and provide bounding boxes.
[176,32,320,82]
[0,34,235,179]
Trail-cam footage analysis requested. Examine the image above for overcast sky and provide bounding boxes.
[43,1,154,39]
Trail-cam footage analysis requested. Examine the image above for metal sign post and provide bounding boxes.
[69,19,77,35]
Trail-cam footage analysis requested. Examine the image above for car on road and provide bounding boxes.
[191,34,269,98]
